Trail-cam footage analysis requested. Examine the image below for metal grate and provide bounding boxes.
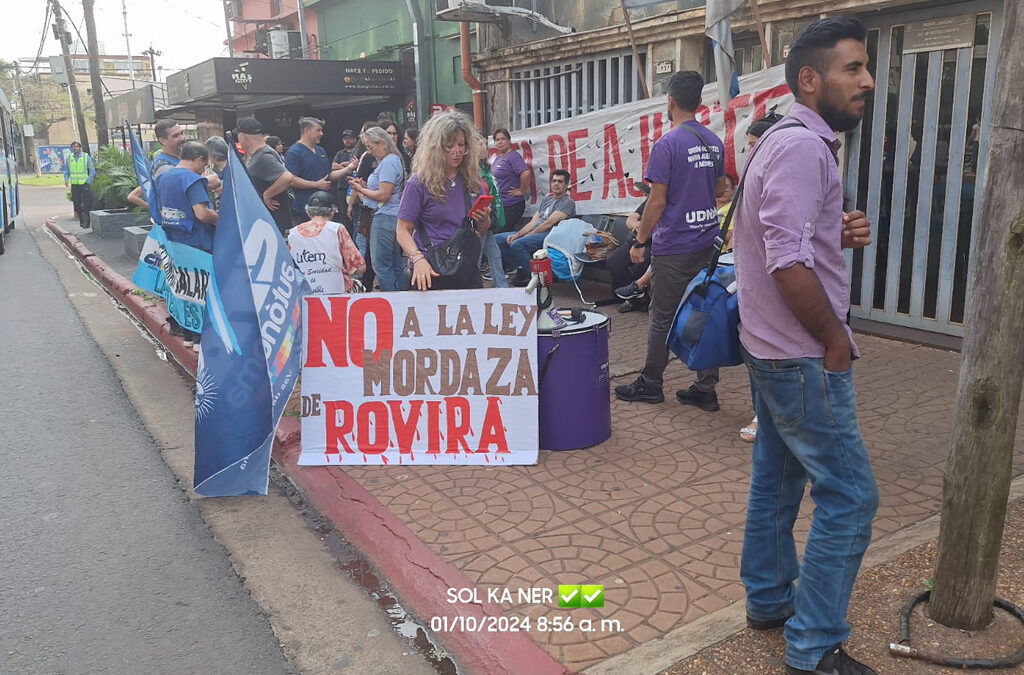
[511,48,647,130]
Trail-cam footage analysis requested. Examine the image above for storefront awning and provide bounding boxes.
[166,58,400,111]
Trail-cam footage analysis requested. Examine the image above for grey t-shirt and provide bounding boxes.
[247,145,292,233]
[537,193,576,221]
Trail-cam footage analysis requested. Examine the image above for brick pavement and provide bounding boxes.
[342,280,1024,673]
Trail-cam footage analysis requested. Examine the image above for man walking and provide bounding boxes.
[63,142,95,228]
[494,169,575,286]
[733,17,878,675]
[614,71,728,408]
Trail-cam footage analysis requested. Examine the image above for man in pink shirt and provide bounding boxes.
[732,17,877,675]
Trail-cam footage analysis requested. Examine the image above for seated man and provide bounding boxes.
[495,169,575,286]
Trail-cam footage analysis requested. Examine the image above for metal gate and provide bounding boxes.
[844,1,1004,336]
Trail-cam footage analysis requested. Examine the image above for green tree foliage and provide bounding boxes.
[90,144,141,209]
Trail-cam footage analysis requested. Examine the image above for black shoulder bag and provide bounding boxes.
[416,185,482,282]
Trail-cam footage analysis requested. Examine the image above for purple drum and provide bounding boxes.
[537,310,611,451]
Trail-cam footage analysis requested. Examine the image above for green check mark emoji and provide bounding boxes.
[558,585,581,608]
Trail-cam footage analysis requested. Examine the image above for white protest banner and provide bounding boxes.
[498,64,793,216]
[299,288,539,466]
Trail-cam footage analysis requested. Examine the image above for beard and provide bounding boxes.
[819,89,870,133]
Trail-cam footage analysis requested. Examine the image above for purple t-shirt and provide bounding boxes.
[643,121,725,255]
[491,150,529,207]
[734,103,859,360]
[397,173,476,251]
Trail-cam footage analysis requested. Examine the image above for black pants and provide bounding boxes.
[501,200,527,231]
[70,183,92,225]
[606,240,650,297]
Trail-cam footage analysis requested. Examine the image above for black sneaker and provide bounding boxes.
[615,377,664,403]
[616,300,637,313]
[675,385,720,411]
[747,610,793,630]
[481,268,493,281]
[786,645,877,675]
[615,281,645,300]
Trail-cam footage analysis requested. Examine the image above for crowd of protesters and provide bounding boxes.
[70,16,881,673]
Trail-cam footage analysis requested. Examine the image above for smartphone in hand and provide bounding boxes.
[469,194,494,214]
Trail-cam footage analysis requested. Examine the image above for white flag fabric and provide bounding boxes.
[705,0,750,104]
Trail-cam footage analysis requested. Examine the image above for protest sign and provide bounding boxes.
[131,223,212,333]
[299,288,540,466]
[499,64,792,215]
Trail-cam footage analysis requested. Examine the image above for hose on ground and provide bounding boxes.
[889,589,1024,669]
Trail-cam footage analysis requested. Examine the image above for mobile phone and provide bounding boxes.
[469,194,494,213]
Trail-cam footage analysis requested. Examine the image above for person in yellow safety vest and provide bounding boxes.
[63,141,96,228]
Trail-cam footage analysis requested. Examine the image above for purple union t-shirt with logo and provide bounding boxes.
[644,120,725,255]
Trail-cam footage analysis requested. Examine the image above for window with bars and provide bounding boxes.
[510,49,648,130]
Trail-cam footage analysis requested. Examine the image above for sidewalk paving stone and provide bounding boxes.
[338,282,1024,672]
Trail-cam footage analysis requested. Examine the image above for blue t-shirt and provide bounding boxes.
[365,153,404,216]
[285,142,330,214]
[643,121,725,255]
[157,167,215,252]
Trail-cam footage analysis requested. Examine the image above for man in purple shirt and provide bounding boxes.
[733,17,877,675]
[615,71,728,408]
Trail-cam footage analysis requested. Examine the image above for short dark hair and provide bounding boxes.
[71,141,82,147]
[404,126,418,142]
[154,118,178,141]
[551,169,571,183]
[266,135,282,148]
[667,71,704,113]
[785,17,868,99]
[492,128,511,141]
[747,112,784,139]
[180,140,209,162]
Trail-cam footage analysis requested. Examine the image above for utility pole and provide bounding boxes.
[121,0,136,87]
[142,45,161,82]
[929,0,1024,630]
[222,0,236,57]
[11,65,39,175]
[51,0,90,152]
[82,0,108,148]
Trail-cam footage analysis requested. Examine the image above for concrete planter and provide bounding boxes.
[124,225,153,262]
[90,208,151,239]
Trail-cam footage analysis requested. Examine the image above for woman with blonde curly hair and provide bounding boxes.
[396,111,492,290]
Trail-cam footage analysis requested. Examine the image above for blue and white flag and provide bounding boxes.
[125,120,160,224]
[193,147,308,497]
[131,223,213,333]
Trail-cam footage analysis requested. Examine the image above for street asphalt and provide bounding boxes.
[0,187,294,674]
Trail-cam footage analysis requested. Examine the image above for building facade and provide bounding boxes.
[470,0,1006,340]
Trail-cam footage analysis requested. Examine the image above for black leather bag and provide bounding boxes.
[418,188,481,280]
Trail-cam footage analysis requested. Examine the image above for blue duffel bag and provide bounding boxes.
[666,264,742,370]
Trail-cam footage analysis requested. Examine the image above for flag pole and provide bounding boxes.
[621,1,650,98]
[749,0,772,69]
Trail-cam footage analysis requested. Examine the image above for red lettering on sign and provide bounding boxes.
[640,113,665,177]
[445,397,472,454]
[477,397,509,453]
[426,400,443,454]
[696,105,711,125]
[325,400,355,456]
[388,400,423,455]
[357,401,390,454]
[602,124,627,200]
[348,298,394,368]
[723,93,751,181]
[567,129,591,201]
[304,296,350,367]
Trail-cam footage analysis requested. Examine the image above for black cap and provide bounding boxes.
[233,117,264,135]
[306,191,336,209]
[342,128,356,138]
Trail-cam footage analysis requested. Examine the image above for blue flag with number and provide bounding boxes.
[193,148,308,497]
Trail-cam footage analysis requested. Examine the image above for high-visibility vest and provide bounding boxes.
[68,154,89,185]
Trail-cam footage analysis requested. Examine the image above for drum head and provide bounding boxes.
[539,309,609,335]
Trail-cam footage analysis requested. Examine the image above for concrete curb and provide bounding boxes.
[45,219,570,675]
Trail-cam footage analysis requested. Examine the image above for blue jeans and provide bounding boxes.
[740,351,878,671]
[480,231,508,288]
[495,231,547,281]
[369,212,408,292]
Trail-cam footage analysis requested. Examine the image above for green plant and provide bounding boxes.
[91,145,143,210]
